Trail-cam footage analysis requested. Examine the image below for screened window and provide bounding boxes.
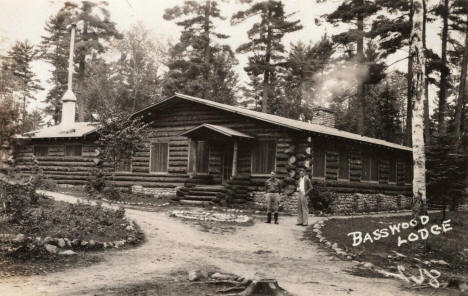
[338,150,349,179]
[251,141,276,174]
[188,141,209,173]
[313,145,325,178]
[150,143,168,173]
[65,145,82,157]
[34,145,48,157]
[389,158,397,183]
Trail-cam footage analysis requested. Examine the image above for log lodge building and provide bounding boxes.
[14,93,414,213]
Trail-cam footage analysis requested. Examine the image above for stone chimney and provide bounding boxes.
[310,106,336,128]
[61,24,76,130]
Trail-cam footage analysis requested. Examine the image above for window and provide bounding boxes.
[65,145,82,157]
[338,150,349,180]
[188,141,209,173]
[371,157,379,181]
[361,154,370,181]
[34,145,48,157]
[150,143,169,173]
[313,145,325,178]
[362,154,379,181]
[389,158,397,183]
[251,141,276,175]
[405,161,413,184]
[115,151,132,172]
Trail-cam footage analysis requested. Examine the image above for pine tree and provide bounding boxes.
[41,14,70,124]
[281,36,334,120]
[325,0,379,134]
[7,40,43,132]
[162,1,238,105]
[232,0,302,113]
[55,1,122,121]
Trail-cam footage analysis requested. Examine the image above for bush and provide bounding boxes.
[0,180,34,223]
[86,168,106,195]
[309,187,333,213]
[103,186,121,201]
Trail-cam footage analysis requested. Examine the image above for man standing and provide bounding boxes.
[264,171,281,224]
[296,169,312,226]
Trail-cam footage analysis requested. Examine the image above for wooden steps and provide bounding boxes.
[177,184,227,205]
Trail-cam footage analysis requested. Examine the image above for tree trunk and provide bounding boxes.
[455,13,468,146]
[77,22,88,122]
[406,0,415,146]
[356,5,365,135]
[438,0,449,135]
[203,0,211,100]
[423,0,431,145]
[410,0,427,217]
[262,6,273,114]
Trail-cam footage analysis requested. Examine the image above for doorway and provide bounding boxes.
[222,143,233,183]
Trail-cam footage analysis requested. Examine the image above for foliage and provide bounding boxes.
[232,0,302,113]
[426,134,466,210]
[162,0,238,104]
[309,187,333,213]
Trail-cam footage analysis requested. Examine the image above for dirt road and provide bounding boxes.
[0,192,425,296]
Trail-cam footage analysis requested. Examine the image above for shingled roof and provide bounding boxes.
[134,93,412,152]
[17,122,98,139]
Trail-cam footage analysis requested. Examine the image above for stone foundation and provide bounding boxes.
[252,191,298,214]
[131,185,176,198]
[253,191,412,214]
[329,192,412,214]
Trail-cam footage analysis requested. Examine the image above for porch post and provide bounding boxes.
[192,140,198,174]
[232,140,238,177]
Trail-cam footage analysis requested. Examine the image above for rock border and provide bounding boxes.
[3,216,143,256]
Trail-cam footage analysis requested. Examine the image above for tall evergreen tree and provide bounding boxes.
[7,40,43,131]
[41,14,70,124]
[162,0,238,104]
[53,1,122,121]
[325,0,379,134]
[281,36,334,120]
[232,0,302,113]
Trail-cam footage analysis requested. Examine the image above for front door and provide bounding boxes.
[222,143,233,183]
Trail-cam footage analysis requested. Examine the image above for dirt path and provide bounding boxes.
[0,192,426,296]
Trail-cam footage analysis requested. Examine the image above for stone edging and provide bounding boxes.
[100,198,170,207]
[3,216,142,256]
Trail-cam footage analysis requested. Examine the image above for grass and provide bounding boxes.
[306,211,468,282]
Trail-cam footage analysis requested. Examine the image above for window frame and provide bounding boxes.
[404,160,413,185]
[337,150,350,181]
[188,140,210,175]
[312,145,326,179]
[33,145,48,157]
[388,158,397,184]
[64,144,82,157]
[250,140,277,176]
[149,142,169,174]
[370,156,379,182]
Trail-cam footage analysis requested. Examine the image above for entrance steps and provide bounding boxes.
[176,184,227,205]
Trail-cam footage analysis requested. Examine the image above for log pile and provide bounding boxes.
[224,174,252,204]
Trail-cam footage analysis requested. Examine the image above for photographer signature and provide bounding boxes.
[387,264,441,288]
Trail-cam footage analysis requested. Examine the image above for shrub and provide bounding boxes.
[309,187,334,213]
[86,168,106,194]
[103,186,121,201]
[0,180,31,223]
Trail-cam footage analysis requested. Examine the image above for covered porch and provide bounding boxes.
[179,124,254,184]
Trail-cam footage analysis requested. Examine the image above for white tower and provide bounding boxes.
[61,24,77,130]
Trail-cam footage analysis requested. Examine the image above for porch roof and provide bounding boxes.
[179,124,254,140]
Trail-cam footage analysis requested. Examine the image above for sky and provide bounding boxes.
[0,0,443,113]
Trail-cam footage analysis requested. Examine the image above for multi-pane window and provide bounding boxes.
[188,141,209,173]
[65,145,82,157]
[150,143,169,173]
[338,150,349,179]
[251,141,276,175]
[313,145,325,178]
[362,154,379,181]
[33,145,48,157]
